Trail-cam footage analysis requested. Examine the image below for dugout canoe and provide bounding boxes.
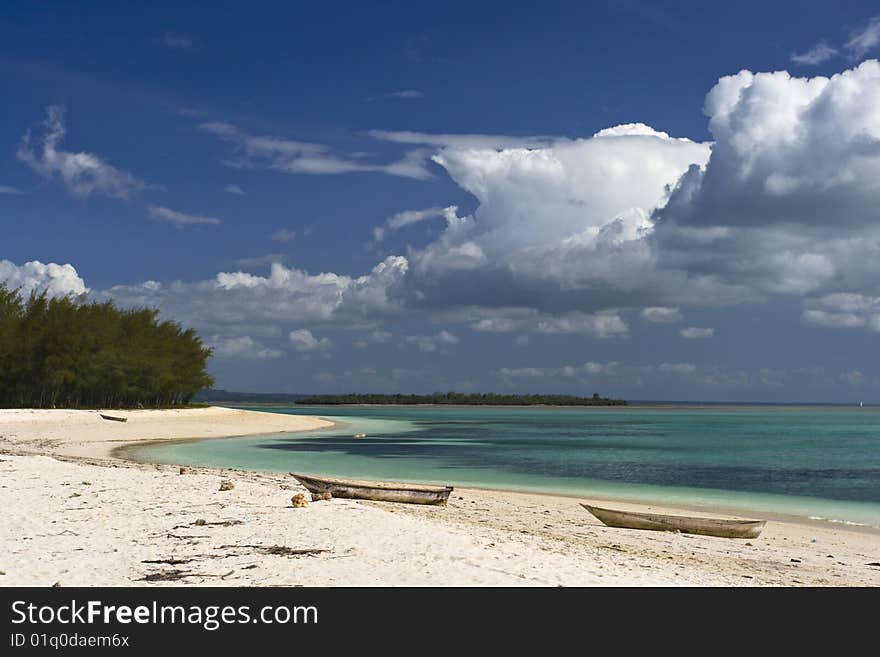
[580,503,765,539]
[99,413,128,423]
[290,473,453,505]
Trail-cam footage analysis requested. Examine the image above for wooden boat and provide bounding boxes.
[580,503,765,539]
[99,413,128,423]
[290,473,453,505]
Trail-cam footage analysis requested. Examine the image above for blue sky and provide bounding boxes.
[4,1,880,401]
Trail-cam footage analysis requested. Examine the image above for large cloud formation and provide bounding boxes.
[398,122,713,318]
[655,60,880,318]
[9,61,880,357]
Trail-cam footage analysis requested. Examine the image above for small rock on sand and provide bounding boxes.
[179,467,191,475]
[219,480,235,491]
[194,518,207,526]
[313,491,332,501]
[291,493,309,508]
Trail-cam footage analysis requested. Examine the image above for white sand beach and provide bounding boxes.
[2,408,879,586]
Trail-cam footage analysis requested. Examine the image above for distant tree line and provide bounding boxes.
[297,392,627,406]
[0,286,214,409]
[195,389,311,404]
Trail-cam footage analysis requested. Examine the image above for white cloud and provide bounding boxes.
[199,121,432,180]
[224,184,245,195]
[0,260,88,298]
[368,129,555,150]
[845,16,880,58]
[355,329,392,348]
[289,329,331,352]
[372,206,452,242]
[801,309,866,329]
[60,60,880,352]
[405,329,459,352]
[791,43,838,65]
[162,31,193,49]
[802,293,880,332]
[210,335,284,360]
[234,254,287,269]
[102,256,409,343]
[658,362,696,374]
[271,229,296,242]
[680,327,714,339]
[388,90,423,99]
[592,123,672,139]
[18,106,146,199]
[839,370,865,387]
[0,185,23,194]
[498,361,618,378]
[148,205,221,227]
[655,60,880,308]
[315,372,336,384]
[640,306,682,323]
[400,123,711,314]
[469,310,628,338]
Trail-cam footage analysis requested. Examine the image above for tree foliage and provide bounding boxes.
[0,285,214,408]
[297,392,626,406]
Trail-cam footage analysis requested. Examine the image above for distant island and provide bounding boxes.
[195,389,312,404]
[197,389,626,406]
[294,392,625,406]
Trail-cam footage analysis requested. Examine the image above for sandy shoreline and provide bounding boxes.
[2,408,879,586]
[0,407,336,461]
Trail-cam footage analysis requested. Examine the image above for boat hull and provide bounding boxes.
[290,473,453,506]
[99,413,127,423]
[581,503,765,539]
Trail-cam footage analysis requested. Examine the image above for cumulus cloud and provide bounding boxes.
[199,121,432,180]
[396,123,711,314]
[0,260,88,298]
[210,335,284,360]
[224,184,245,195]
[791,43,838,66]
[61,60,880,354]
[654,60,880,312]
[405,329,459,352]
[18,106,146,199]
[640,306,682,323]
[148,205,221,227]
[680,327,714,339]
[102,256,410,342]
[289,329,331,352]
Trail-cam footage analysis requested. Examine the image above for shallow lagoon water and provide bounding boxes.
[132,405,880,527]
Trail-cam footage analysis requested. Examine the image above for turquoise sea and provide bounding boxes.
[131,405,880,528]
